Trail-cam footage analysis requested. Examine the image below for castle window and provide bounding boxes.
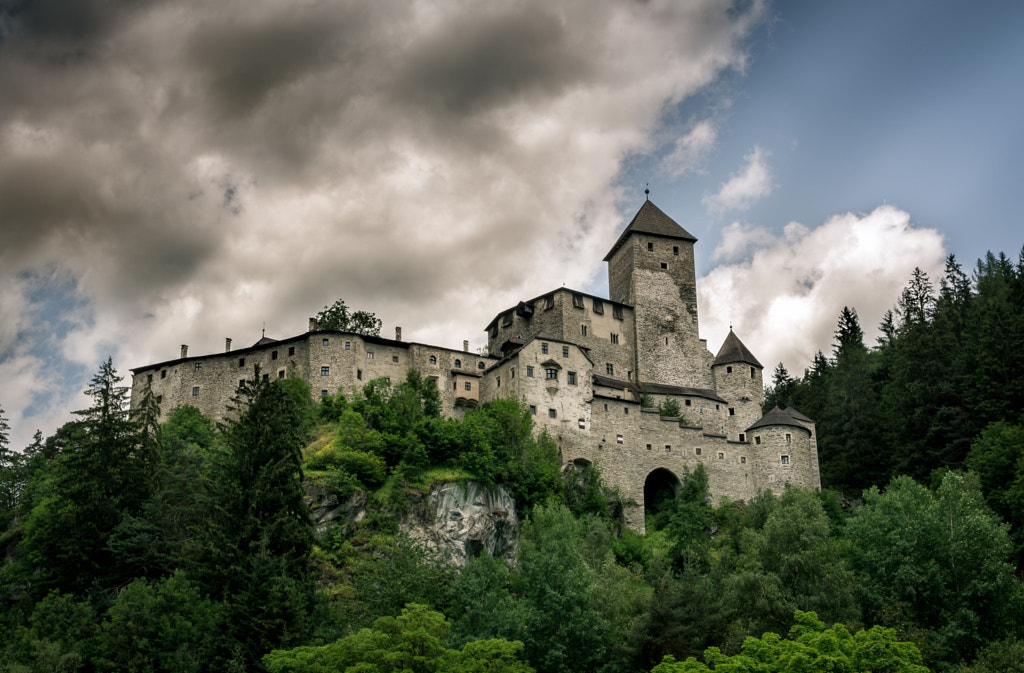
[562,346,569,358]
[289,347,295,356]
[454,359,461,368]
[729,408,735,416]
[357,370,362,380]
[786,433,792,444]
[646,444,652,450]
[321,390,328,396]
[741,456,747,464]
[543,295,555,310]
[726,366,732,373]
[617,434,623,444]
[750,367,756,378]
[393,356,399,363]
[716,404,720,410]
[781,455,790,466]
[606,363,614,375]
[673,246,679,255]
[612,305,623,320]
[511,367,515,378]
[660,262,667,269]
[604,403,608,411]
[429,355,437,365]
[546,368,558,380]
[195,362,202,371]
[541,343,548,354]
[239,358,245,367]
[367,352,374,360]
[530,405,537,415]
[323,338,329,345]
[548,409,557,418]
[156,395,162,404]
[718,452,724,459]
[161,370,166,379]
[665,445,672,452]
[610,333,619,344]
[489,324,498,338]
[524,366,533,377]
[572,294,585,309]
[272,351,278,360]
[739,433,746,442]
[239,379,245,387]
[496,376,500,387]
[648,242,654,251]
[695,447,702,456]
[321,366,330,376]
[755,436,761,445]
[192,386,199,396]
[478,362,485,369]
[385,377,390,384]
[345,342,351,350]
[624,407,628,415]
[502,312,514,327]
[581,325,588,336]
[665,337,669,345]
[278,370,285,379]
[593,299,604,314]
[465,382,472,391]
[147,374,153,383]
[685,399,691,406]
[627,371,632,380]
[568,372,577,385]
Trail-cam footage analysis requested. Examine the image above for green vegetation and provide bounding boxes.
[1,247,1023,672]
[314,298,383,336]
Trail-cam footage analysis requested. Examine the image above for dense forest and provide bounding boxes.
[0,250,1023,673]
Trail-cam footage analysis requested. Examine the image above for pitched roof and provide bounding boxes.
[712,329,763,368]
[747,406,814,432]
[603,200,698,261]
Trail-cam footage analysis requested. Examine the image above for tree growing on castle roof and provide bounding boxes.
[315,298,382,336]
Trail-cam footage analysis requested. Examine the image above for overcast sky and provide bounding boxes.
[1,0,1021,449]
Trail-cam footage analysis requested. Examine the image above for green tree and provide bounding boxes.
[846,472,1022,666]
[651,610,928,673]
[314,299,382,336]
[967,421,1024,568]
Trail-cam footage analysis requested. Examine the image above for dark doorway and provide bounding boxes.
[644,468,680,515]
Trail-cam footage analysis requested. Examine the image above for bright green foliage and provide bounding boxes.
[658,398,681,418]
[447,552,523,647]
[651,610,928,673]
[93,572,218,672]
[966,421,1024,568]
[262,603,534,673]
[314,299,382,336]
[562,462,611,518]
[846,472,1021,666]
[654,464,714,569]
[723,487,858,648]
[952,638,1024,673]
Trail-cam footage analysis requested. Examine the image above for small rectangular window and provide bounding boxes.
[781,455,790,465]
[239,358,245,367]
[785,433,792,443]
[465,382,472,391]
[648,242,654,251]
[684,399,691,406]
[239,379,245,387]
[627,371,632,381]
[147,373,153,383]
[272,351,278,360]
[541,343,548,354]
[579,418,586,429]
[263,373,269,381]
[624,407,629,415]
[592,299,604,314]
[548,408,557,418]
[545,368,558,380]
[562,346,569,358]
[610,333,619,344]
[278,370,285,379]
[729,407,735,416]
[323,338,329,345]
[527,366,534,377]
[606,363,614,375]
[357,369,362,380]
[192,386,199,396]
[695,447,702,456]
[529,405,537,415]
[345,342,351,350]
[543,295,555,310]
[321,366,330,376]
[289,346,295,356]
[155,395,162,404]
[741,456,747,464]
[612,305,623,320]
[673,246,679,255]
[568,372,577,385]
[367,352,374,359]
[321,390,329,396]
[718,452,725,459]
[497,376,501,387]
[616,434,623,444]
[502,312,514,327]
[755,436,761,445]
[646,444,652,450]
[750,367,756,378]
[665,445,672,452]
[727,366,733,373]
[660,262,667,269]
[511,367,515,378]
[194,362,202,371]
[572,293,585,309]
[739,433,746,442]
[393,355,399,363]
[161,370,166,379]
[581,325,588,336]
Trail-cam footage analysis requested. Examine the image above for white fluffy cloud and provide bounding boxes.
[703,145,773,213]
[662,119,718,176]
[0,0,765,448]
[698,205,947,376]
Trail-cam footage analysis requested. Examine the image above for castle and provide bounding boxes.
[130,199,820,530]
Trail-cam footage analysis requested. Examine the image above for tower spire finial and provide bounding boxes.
[644,182,649,201]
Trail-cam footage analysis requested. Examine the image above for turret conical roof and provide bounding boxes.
[712,329,763,368]
[747,406,813,432]
[603,200,697,261]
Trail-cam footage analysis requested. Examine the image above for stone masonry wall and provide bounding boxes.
[711,363,764,442]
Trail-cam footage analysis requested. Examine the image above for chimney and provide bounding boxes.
[181,344,188,359]
[225,338,232,352]
[463,340,469,352]
[395,326,402,342]
[308,317,317,332]
[623,387,629,401]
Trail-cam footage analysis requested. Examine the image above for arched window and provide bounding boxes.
[454,359,462,368]
[429,355,437,365]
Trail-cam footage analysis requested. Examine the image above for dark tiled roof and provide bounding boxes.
[639,382,728,404]
[603,200,698,261]
[712,329,763,368]
[747,406,814,432]
[253,336,279,347]
[592,375,643,396]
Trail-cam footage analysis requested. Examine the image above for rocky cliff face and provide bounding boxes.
[306,480,519,567]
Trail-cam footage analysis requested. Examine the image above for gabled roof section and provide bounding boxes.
[712,329,763,369]
[747,406,814,432]
[253,336,279,347]
[603,200,698,261]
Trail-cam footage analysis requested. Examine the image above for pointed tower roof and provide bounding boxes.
[712,329,763,368]
[603,200,697,261]
[747,406,813,432]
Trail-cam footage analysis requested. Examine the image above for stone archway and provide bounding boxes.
[644,468,680,515]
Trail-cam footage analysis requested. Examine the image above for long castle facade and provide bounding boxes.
[131,200,820,530]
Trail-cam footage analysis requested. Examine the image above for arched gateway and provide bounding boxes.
[643,468,680,515]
